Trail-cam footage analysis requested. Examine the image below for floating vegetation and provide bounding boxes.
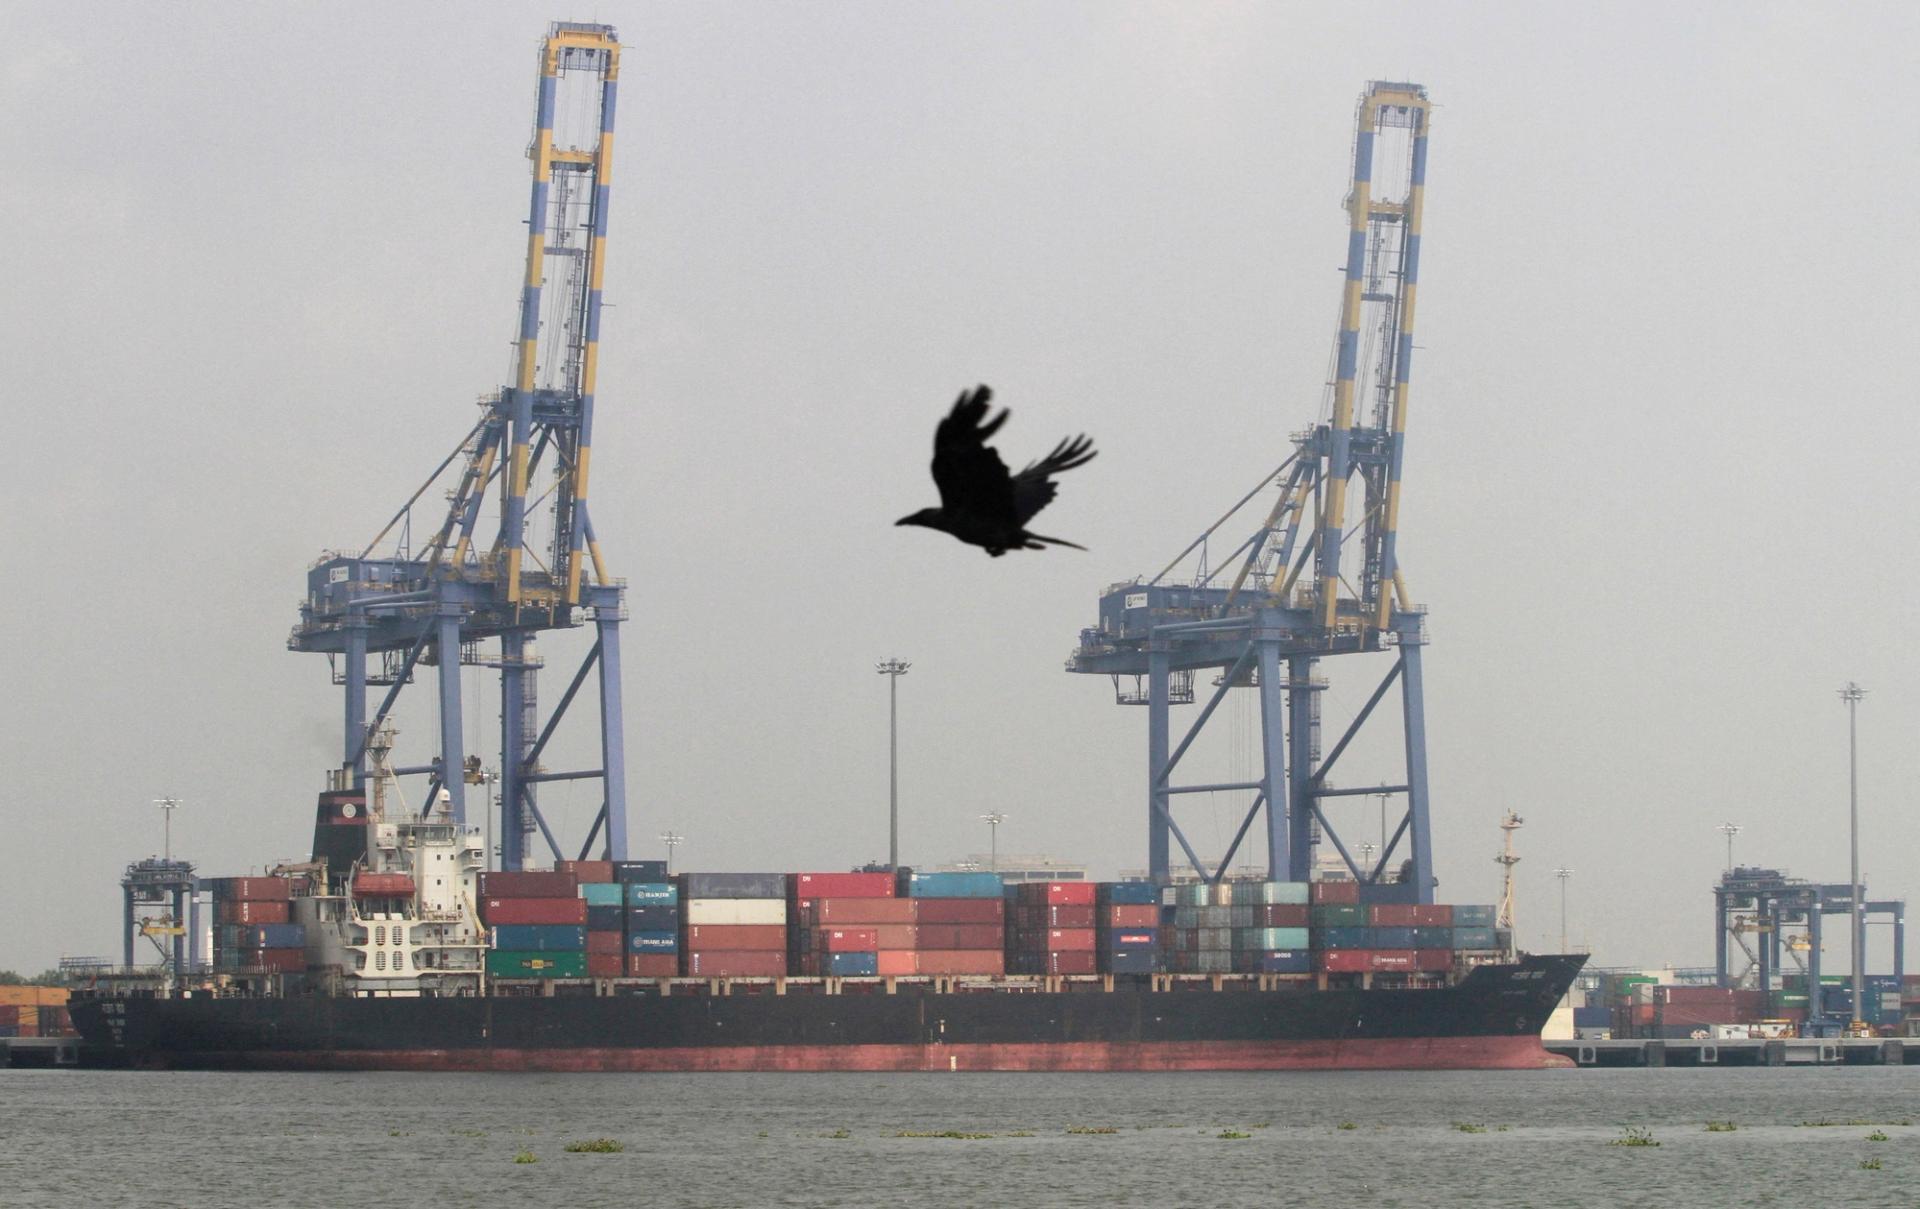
[512,1150,538,1165]
[1860,1157,1883,1170]
[1452,1122,1486,1134]
[1337,1121,1359,1131]
[756,1131,768,1139]
[1007,1131,1034,1138]
[1218,1130,1251,1140]
[562,1138,625,1154]
[1799,1118,1909,1128]
[452,1128,486,1138]
[1249,1122,1271,1129]
[387,1129,413,1138]
[1608,1126,1659,1148]
[1704,1121,1737,1133]
[895,1129,993,1140]
[820,1129,851,1140]
[1866,1130,1890,1142]
[1065,1125,1119,1135]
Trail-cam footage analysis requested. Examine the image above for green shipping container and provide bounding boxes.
[1311,904,1367,927]
[580,883,626,908]
[1234,926,1311,951]
[487,950,589,979]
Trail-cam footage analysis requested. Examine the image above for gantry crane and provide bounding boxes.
[290,23,629,870]
[1069,82,1435,894]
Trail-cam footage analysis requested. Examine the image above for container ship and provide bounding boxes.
[71,751,1582,1071]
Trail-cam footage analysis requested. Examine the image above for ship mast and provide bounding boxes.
[1495,811,1522,959]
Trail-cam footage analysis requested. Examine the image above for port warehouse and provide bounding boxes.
[184,861,1509,992]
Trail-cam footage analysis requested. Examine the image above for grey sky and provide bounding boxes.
[3,3,1915,975]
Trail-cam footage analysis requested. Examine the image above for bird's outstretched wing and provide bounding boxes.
[1011,434,1097,525]
[931,385,1017,521]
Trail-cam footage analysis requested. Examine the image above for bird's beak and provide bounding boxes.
[894,515,914,526]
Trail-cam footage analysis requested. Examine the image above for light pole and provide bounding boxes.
[660,830,683,876]
[1840,681,1865,1026]
[1717,822,1741,872]
[981,812,1006,873]
[1358,840,1377,877]
[1553,866,1573,953]
[154,797,181,862]
[877,658,911,869]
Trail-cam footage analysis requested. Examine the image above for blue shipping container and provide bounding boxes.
[1316,927,1413,949]
[580,883,627,908]
[491,924,587,952]
[825,951,879,976]
[1249,950,1313,974]
[1234,926,1310,951]
[1103,950,1159,973]
[586,905,624,932]
[1410,927,1452,948]
[245,924,305,949]
[627,882,678,906]
[903,871,1004,899]
[1451,926,1498,949]
[627,930,678,953]
[1452,905,1497,928]
[1099,881,1158,905]
[626,904,680,930]
[614,860,669,883]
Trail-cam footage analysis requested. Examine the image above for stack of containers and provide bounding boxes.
[681,873,788,977]
[791,872,896,976]
[564,861,626,978]
[1163,882,1231,973]
[901,871,1005,976]
[1007,881,1098,975]
[1097,881,1160,974]
[1449,904,1498,951]
[617,860,677,977]
[210,876,303,973]
[480,869,586,979]
[1232,882,1312,974]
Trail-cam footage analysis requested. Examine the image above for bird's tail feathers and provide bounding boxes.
[1025,533,1088,552]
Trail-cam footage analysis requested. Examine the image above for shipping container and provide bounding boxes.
[1311,904,1367,927]
[1309,880,1361,905]
[1242,882,1311,905]
[580,883,627,908]
[587,952,623,978]
[557,859,615,883]
[1256,904,1310,928]
[1099,881,1159,905]
[585,931,624,956]
[1316,949,1417,973]
[680,872,789,899]
[913,898,1004,925]
[251,947,306,973]
[489,924,587,952]
[1102,949,1159,974]
[871,924,919,949]
[791,872,896,898]
[1167,950,1233,974]
[243,923,306,949]
[216,900,290,925]
[1105,930,1157,948]
[585,905,624,932]
[806,897,917,925]
[626,882,678,906]
[1451,926,1498,950]
[626,953,677,977]
[1104,904,1158,928]
[478,870,577,899]
[683,924,787,951]
[1235,927,1310,951]
[684,899,787,926]
[1409,927,1452,948]
[1238,950,1313,974]
[1042,928,1097,952]
[627,930,678,953]
[912,924,1004,950]
[487,950,589,979]
[1368,904,1420,927]
[1409,904,1454,927]
[213,876,292,902]
[825,951,879,977]
[903,871,1004,899]
[1170,883,1211,907]
[1018,904,1095,929]
[876,950,917,976]
[1414,949,1453,973]
[814,928,880,952]
[911,950,1006,976]
[352,872,416,897]
[1451,905,1497,928]
[625,904,679,931]
[1009,950,1096,975]
[481,897,588,926]
[683,950,787,977]
[613,860,670,883]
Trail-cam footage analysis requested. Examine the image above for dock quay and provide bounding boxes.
[1,1037,83,1068]
[1547,1038,1916,1068]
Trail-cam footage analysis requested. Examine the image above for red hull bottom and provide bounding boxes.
[172,1036,1571,1073]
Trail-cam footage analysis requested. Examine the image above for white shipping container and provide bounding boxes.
[683,898,787,925]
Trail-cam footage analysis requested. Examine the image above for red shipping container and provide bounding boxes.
[1414,949,1453,972]
[1368,904,1420,927]
[911,924,1001,949]
[876,950,918,976]
[1041,882,1097,906]
[1310,881,1361,905]
[557,860,615,883]
[482,897,587,925]
[684,950,787,977]
[1315,949,1417,973]
[815,928,879,952]
[683,924,787,951]
[791,872,896,898]
[873,924,919,949]
[586,952,623,977]
[220,877,291,902]
[252,947,306,973]
[913,950,1006,976]
[809,898,918,925]
[585,931,624,956]
[1409,904,1453,927]
[1105,905,1158,928]
[0,1006,19,1026]
[1042,928,1097,952]
[914,898,1004,924]
[479,870,577,899]
[217,900,290,925]
[1034,951,1097,975]
[626,953,677,977]
[1257,904,1310,927]
[353,873,416,897]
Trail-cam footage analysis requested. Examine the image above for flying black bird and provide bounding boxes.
[896,385,1097,556]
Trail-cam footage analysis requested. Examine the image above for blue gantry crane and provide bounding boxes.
[1070,82,1436,896]
[289,23,629,870]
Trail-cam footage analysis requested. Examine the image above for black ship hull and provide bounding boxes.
[72,954,1582,1072]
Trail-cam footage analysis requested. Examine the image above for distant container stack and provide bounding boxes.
[1097,881,1160,974]
[617,860,677,977]
[480,868,585,978]
[681,873,788,977]
[1164,882,1310,974]
[1006,882,1097,975]
[901,870,1005,976]
[791,872,897,976]
[209,876,303,973]
[560,860,625,978]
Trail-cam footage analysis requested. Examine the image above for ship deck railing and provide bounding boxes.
[482,970,1458,998]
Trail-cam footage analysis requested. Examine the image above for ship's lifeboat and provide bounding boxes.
[352,873,416,897]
